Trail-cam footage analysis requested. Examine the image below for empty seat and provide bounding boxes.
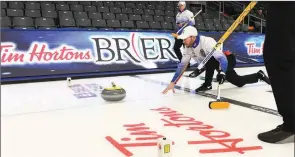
[7,9,23,17]
[121,20,135,29]
[205,23,215,31]
[142,15,153,22]
[136,3,146,9]
[147,4,156,10]
[92,1,103,7]
[102,12,115,20]
[196,23,206,31]
[88,12,101,19]
[136,21,149,29]
[214,23,224,31]
[107,19,121,28]
[35,17,55,28]
[13,17,34,27]
[25,2,40,10]
[125,2,136,8]
[165,10,174,16]
[149,21,161,29]
[84,6,96,12]
[103,2,114,7]
[154,15,164,22]
[220,19,229,25]
[1,1,7,8]
[59,11,73,18]
[97,6,109,13]
[56,4,70,11]
[9,2,24,9]
[121,8,132,14]
[165,16,175,23]
[74,12,88,19]
[155,10,165,16]
[157,1,166,6]
[133,8,143,15]
[76,18,91,27]
[196,18,204,24]
[110,7,121,14]
[1,9,6,16]
[92,19,106,28]
[161,21,173,30]
[129,14,141,21]
[41,3,55,11]
[165,5,174,11]
[42,10,58,18]
[25,10,41,18]
[70,4,83,12]
[144,9,154,15]
[116,13,128,20]
[1,17,11,28]
[114,2,125,8]
[59,18,76,27]
[156,5,165,10]
[79,2,92,6]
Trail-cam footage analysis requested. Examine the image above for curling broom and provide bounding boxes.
[206,1,258,109]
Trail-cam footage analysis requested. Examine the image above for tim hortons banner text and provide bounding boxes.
[0,30,265,80]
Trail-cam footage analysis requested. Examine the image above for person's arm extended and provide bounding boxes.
[171,53,191,83]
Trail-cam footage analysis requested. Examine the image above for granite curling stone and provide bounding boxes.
[101,82,126,101]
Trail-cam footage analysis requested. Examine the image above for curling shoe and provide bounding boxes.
[195,83,212,93]
[257,70,271,85]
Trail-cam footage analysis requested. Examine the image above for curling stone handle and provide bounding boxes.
[111,82,116,87]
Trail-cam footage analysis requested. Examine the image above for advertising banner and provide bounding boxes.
[1,30,265,81]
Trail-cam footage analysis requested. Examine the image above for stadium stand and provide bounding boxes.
[0,1,260,33]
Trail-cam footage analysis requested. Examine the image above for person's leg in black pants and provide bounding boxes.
[225,54,270,87]
[258,2,295,144]
[173,38,184,62]
[195,57,219,92]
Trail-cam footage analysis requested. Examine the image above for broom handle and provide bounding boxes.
[217,82,221,101]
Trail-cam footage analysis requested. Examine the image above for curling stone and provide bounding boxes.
[101,82,126,101]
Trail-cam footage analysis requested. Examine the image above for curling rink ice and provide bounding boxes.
[1,66,294,157]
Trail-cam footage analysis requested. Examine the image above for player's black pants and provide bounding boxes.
[263,2,295,132]
[204,54,259,87]
[173,38,183,62]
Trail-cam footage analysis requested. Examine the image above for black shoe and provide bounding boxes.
[257,70,271,85]
[195,83,212,92]
[258,124,294,144]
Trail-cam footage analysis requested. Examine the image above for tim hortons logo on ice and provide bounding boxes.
[90,32,178,67]
[245,42,264,56]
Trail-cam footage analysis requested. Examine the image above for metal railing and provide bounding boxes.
[248,14,266,33]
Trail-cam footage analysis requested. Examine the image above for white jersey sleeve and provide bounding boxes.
[171,49,191,83]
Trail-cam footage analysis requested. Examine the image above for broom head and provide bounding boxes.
[209,100,230,109]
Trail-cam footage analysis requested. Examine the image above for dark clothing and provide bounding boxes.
[263,2,295,132]
[204,54,259,87]
[173,38,183,62]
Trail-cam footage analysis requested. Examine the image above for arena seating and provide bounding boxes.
[0,1,250,32]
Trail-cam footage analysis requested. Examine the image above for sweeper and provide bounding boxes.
[162,26,270,108]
